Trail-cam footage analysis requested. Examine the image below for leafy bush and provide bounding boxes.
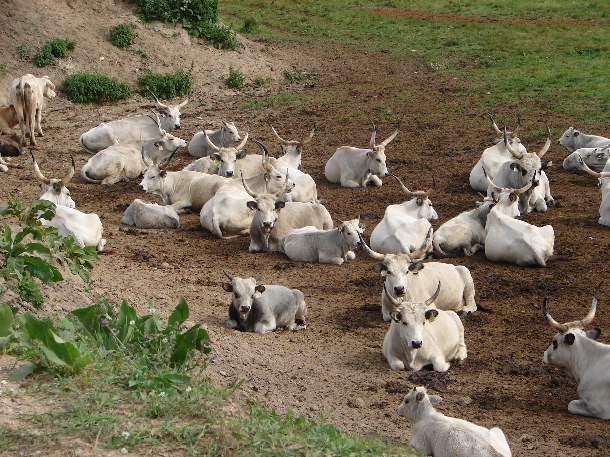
[62,73,132,104]
[187,21,237,50]
[110,23,138,49]
[33,48,56,67]
[225,67,244,89]
[16,42,32,60]
[241,17,258,33]
[132,0,217,25]
[33,38,76,67]
[137,68,192,99]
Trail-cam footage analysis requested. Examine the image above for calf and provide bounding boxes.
[382,283,467,372]
[122,199,180,229]
[325,120,398,187]
[188,121,242,158]
[0,105,19,135]
[542,283,610,420]
[577,157,610,227]
[370,175,437,254]
[9,74,56,146]
[222,273,307,334]
[558,127,610,152]
[278,218,363,265]
[397,386,512,457]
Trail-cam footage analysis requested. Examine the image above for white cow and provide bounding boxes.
[222,272,307,334]
[397,386,512,457]
[81,120,187,184]
[269,123,316,170]
[278,218,363,265]
[558,127,610,152]
[9,74,56,147]
[188,121,242,158]
[0,152,21,173]
[360,230,431,322]
[563,146,610,172]
[432,199,494,257]
[78,93,190,154]
[325,120,398,187]
[32,155,106,251]
[242,176,333,252]
[370,175,437,254]
[382,283,467,372]
[484,177,554,267]
[578,158,610,227]
[122,199,180,229]
[182,155,220,174]
[542,283,610,420]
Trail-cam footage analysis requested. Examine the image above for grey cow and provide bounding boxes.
[122,199,180,229]
[222,273,307,334]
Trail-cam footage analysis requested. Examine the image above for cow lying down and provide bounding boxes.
[397,386,512,457]
[222,273,307,334]
[122,199,180,229]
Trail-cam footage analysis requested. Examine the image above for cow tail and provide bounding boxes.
[22,81,33,137]
[81,166,102,183]
[431,238,452,259]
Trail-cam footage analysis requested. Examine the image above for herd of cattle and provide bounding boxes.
[2,73,610,456]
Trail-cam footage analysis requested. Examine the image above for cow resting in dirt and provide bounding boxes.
[278,218,363,265]
[32,154,106,252]
[325,120,398,187]
[558,127,610,153]
[9,74,56,147]
[370,175,437,255]
[577,157,610,227]
[188,121,242,158]
[243,175,333,252]
[268,122,316,170]
[432,198,494,257]
[0,134,24,157]
[0,105,19,135]
[397,386,512,457]
[122,199,180,229]
[78,92,190,154]
[222,272,307,334]
[542,283,610,420]
[382,283,467,372]
[484,177,554,267]
[197,130,252,177]
[562,146,610,172]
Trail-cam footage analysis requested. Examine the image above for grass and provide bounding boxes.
[218,0,610,119]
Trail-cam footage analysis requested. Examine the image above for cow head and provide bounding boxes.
[222,272,265,322]
[41,76,56,99]
[386,281,441,349]
[221,121,242,147]
[390,175,438,220]
[558,126,578,151]
[542,282,602,377]
[139,149,175,196]
[269,122,316,165]
[366,119,399,180]
[151,90,191,130]
[486,175,532,218]
[577,154,610,185]
[338,218,364,252]
[396,386,442,420]
[32,153,75,208]
[206,130,249,177]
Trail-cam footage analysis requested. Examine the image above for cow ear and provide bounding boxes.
[597,153,606,160]
[586,328,601,340]
[428,395,442,404]
[247,201,258,210]
[372,263,387,274]
[415,392,425,402]
[221,283,233,292]
[390,311,401,323]
[416,197,424,206]
[255,285,266,293]
[564,333,576,345]
[275,201,286,210]
[160,170,167,178]
[154,141,163,150]
[408,262,424,274]
[574,131,580,137]
[425,309,439,321]
[236,150,247,159]
[509,192,518,203]
[211,153,220,162]
[53,182,61,192]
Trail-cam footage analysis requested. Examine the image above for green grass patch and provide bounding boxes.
[225,67,245,89]
[138,68,193,99]
[33,38,76,67]
[239,92,309,109]
[110,23,138,49]
[62,73,132,104]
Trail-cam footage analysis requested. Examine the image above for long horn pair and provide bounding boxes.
[537,125,552,158]
[204,131,222,152]
[241,172,257,199]
[149,90,167,109]
[359,232,385,261]
[390,174,430,198]
[577,155,609,179]
[178,89,192,108]
[31,152,74,187]
[223,270,234,281]
[543,282,601,331]
[380,120,400,147]
[489,114,521,138]
[485,175,531,196]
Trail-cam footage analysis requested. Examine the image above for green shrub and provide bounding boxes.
[16,42,32,60]
[225,67,244,89]
[133,0,217,24]
[33,38,76,67]
[241,17,258,33]
[33,48,56,67]
[62,73,132,104]
[188,22,236,50]
[137,68,192,99]
[110,23,138,49]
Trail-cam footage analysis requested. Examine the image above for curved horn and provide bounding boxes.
[380,120,400,146]
[389,174,416,198]
[301,124,316,145]
[141,146,154,168]
[578,155,601,178]
[235,129,249,151]
[253,139,270,159]
[424,281,441,306]
[178,89,192,108]
[268,122,292,145]
[512,115,522,138]
[383,283,401,307]
[223,270,234,281]
[31,152,51,185]
[358,232,385,261]
[542,297,569,332]
[158,146,180,170]
[486,175,502,194]
[423,177,436,198]
[241,172,257,198]
[580,282,601,327]
[537,125,552,158]
[204,131,221,152]
[369,119,377,148]
[59,156,76,188]
[410,227,432,260]
[489,114,502,136]
[504,127,523,159]
[149,90,167,109]
[514,180,532,196]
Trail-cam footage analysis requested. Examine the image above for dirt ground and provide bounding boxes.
[1,1,609,456]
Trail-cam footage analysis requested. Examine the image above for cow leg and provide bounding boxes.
[431,357,451,372]
[364,175,383,187]
[341,178,363,188]
[35,107,43,136]
[387,355,406,371]
[101,170,127,185]
[254,316,276,334]
[568,399,603,418]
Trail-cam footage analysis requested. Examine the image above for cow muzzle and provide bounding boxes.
[225,170,234,177]
[138,184,145,190]
[394,286,405,296]
[411,340,422,349]
[239,305,251,315]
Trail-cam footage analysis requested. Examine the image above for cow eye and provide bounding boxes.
[552,340,558,350]
[376,158,381,163]
[402,322,408,326]
[234,293,240,299]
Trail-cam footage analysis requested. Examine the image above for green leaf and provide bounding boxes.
[10,362,37,381]
[0,302,14,337]
[167,296,189,330]
[22,256,63,283]
[116,301,137,344]
[170,324,208,366]
[0,336,10,351]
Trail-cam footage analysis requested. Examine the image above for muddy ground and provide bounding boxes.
[1,1,609,456]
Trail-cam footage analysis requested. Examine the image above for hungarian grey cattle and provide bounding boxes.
[397,386,512,457]
[278,218,363,265]
[578,157,610,227]
[188,121,242,158]
[370,175,437,255]
[382,283,467,372]
[484,177,554,267]
[360,230,431,322]
[222,272,307,334]
[0,105,19,135]
[563,146,610,172]
[78,92,190,154]
[182,155,220,174]
[0,134,24,157]
[558,127,610,152]
[197,130,250,177]
[432,199,494,257]
[269,122,316,170]
[122,199,180,229]
[243,176,333,252]
[325,120,398,187]
[9,74,56,147]
[32,153,76,208]
[542,283,610,420]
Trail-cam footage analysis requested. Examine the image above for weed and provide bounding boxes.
[33,48,56,67]
[135,48,147,57]
[241,17,258,33]
[187,22,237,50]
[254,76,270,86]
[283,70,316,83]
[62,73,132,104]
[33,38,76,67]
[225,67,245,89]
[137,68,192,99]
[16,42,31,60]
[110,23,138,49]
[134,0,218,24]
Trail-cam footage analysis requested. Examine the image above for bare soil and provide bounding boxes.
[1,1,609,456]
